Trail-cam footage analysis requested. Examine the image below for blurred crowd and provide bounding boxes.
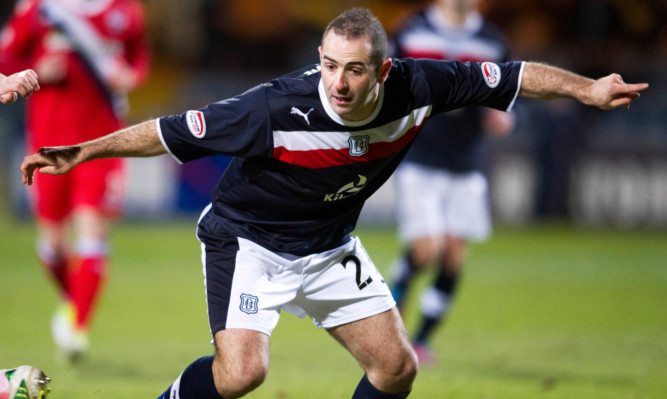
[142,1,667,74]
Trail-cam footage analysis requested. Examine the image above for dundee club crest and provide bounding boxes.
[240,293,258,314]
[348,135,370,157]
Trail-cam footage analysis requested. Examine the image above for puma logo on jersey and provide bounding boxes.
[324,175,367,202]
[291,107,315,125]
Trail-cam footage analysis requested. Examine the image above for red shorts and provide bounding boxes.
[32,158,126,222]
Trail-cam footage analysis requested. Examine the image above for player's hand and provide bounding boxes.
[588,74,649,110]
[20,146,82,185]
[0,69,40,104]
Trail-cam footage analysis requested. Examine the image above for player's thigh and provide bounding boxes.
[327,307,415,374]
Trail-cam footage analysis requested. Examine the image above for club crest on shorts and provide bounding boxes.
[481,62,501,88]
[239,293,259,314]
[186,110,206,138]
[348,135,370,157]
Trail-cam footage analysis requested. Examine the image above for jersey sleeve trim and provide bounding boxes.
[156,118,183,164]
[506,61,525,112]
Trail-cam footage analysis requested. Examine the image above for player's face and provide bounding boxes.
[319,31,390,121]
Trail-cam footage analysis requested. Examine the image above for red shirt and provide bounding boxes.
[0,0,150,150]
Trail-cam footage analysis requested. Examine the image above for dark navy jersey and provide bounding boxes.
[391,7,513,172]
[158,58,524,255]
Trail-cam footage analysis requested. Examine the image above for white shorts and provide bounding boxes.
[395,162,491,243]
[203,235,395,337]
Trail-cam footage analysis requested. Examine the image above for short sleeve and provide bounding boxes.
[419,59,524,114]
[158,84,274,163]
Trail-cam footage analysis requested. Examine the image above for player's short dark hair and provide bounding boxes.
[323,8,388,70]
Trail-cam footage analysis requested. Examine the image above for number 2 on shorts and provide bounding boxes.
[341,255,373,290]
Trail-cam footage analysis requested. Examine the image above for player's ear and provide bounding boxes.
[376,58,392,84]
[318,46,323,61]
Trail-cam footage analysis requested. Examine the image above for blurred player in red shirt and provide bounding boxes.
[1,0,149,361]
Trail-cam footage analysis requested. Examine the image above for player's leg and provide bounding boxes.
[297,237,416,397]
[158,329,269,399]
[33,172,82,358]
[163,221,303,398]
[68,207,112,329]
[412,235,466,363]
[33,172,72,299]
[49,207,111,360]
[56,159,123,359]
[391,237,439,311]
[391,163,443,309]
[36,220,70,298]
[212,329,269,397]
[412,171,491,363]
[328,308,417,398]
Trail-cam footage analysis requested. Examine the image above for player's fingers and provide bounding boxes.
[621,82,649,94]
[23,69,40,93]
[20,157,39,185]
[0,92,17,104]
[24,69,39,83]
[607,93,640,110]
[16,80,35,98]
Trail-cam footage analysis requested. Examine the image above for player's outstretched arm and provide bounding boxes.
[519,62,649,110]
[21,119,166,185]
[0,70,40,104]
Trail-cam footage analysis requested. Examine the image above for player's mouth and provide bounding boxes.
[333,94,352,106]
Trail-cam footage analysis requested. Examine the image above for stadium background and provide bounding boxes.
[1,0,665,228]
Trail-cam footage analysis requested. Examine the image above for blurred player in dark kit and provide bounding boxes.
[388,0,516,364]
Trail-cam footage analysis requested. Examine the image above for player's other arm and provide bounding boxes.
[0,70,39,104]
[21,119,166,185]
[519,62,649,110]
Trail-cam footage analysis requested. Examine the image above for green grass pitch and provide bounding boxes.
[1,217,666,398]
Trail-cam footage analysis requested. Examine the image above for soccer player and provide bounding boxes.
[0,0,150,360]
[388,0,516,364]
[19,8,647,399]
[0,70,39,103]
